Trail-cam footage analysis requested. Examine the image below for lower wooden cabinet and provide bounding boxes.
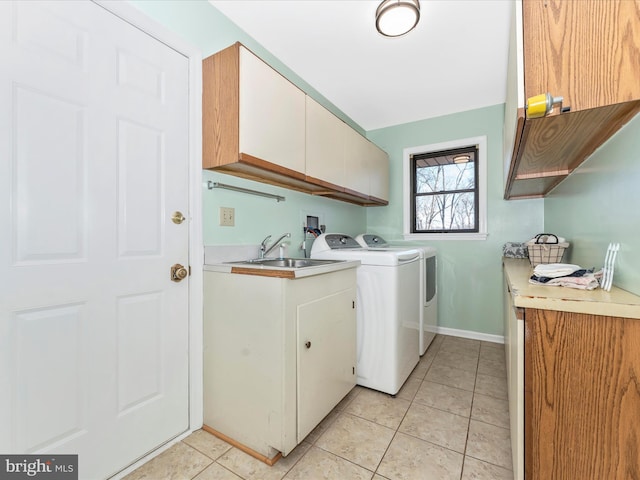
[504,259,640,479]
[524,308,640,480]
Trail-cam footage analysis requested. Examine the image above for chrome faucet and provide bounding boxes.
[260,233,291,258]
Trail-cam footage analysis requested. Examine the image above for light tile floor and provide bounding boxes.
[124,334,513,480]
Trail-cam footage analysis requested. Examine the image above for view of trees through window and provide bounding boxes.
[412,147,478,233]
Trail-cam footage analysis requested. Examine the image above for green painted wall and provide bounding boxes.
[130,0,550,338]
[130,0,367,251]
[367,105,544,336]
[544,113,640,296]
[202,170,365,252]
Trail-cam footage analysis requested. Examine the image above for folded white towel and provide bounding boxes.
[529,273,599,290]
[533,263,581,278]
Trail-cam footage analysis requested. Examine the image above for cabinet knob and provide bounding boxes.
[305,341,311,349]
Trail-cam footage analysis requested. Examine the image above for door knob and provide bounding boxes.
[305,341,311,349]
[171,264,188,282]
[171,211,186,224]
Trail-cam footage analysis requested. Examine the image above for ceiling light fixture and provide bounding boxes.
[453,154,471,164]
[376,0,421,37]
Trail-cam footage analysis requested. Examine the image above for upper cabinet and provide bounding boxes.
[305,96,346,189]
[343,127,372,201]
[305,96,389,205]
[238,46,305,174]
[368,141,390,203]
[504,0,640,199]
[203,42,389,206]
[342,128,389,204]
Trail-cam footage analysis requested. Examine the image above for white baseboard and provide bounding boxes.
[435,326,504,344]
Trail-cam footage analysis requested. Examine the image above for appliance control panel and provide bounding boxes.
[323,234,361,249]
[362,234,390,247]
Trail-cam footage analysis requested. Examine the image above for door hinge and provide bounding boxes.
[352,300,355,309]
[352,366,355,375]
[189,265,192,276]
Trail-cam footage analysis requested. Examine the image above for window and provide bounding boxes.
[412,145,478,233]
[403,136,487,240]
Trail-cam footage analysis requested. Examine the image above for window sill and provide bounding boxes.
[403,233,488,241]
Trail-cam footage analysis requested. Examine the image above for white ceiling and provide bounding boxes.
[209,0,512,131]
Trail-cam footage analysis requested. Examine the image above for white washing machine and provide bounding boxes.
[355,234,437,356]
[311,234,420,395]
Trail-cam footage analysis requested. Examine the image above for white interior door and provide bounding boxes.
[0,1,190,478]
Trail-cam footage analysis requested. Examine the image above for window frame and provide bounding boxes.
[403,136,487,241]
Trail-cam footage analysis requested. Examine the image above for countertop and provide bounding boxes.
[503,258,640,319]
[204,259,360,279]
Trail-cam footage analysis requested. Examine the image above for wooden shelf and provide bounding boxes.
[503,0,640,199]
[506,102,640,199]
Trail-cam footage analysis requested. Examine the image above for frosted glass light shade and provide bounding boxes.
[376,0,420,37]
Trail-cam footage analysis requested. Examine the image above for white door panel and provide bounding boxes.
[0,1,190,478]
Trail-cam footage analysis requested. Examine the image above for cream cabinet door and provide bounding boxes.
[305,96,345,187]
[343,127,370,195]
[239,46,305,173]
[297,288,356,441]
[369,142,389,202]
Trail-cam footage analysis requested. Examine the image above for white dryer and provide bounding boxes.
[311,234,420,395]
[355,234,437,356]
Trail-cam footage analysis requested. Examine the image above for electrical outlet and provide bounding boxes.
[219,207,235,226]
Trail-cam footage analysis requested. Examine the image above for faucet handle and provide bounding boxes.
[260,235,271,248]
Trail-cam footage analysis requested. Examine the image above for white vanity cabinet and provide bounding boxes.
[203,267,357,461]
[296,288,356,440]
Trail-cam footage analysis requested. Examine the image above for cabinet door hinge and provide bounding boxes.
[352,366,355,375]
[352,300,355,309]
[189,265,192,276]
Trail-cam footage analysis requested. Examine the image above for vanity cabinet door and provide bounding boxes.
[296,288,356,441]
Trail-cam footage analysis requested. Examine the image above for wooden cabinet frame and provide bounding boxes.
[503,0,640,199]
[203,42,389,206]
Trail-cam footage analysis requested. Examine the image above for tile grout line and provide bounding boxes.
[458,345,481,480]
[127,336,513,480]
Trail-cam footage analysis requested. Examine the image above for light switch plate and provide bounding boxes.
[219,207,235,226]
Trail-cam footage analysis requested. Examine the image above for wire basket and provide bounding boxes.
[526,234,569,267]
